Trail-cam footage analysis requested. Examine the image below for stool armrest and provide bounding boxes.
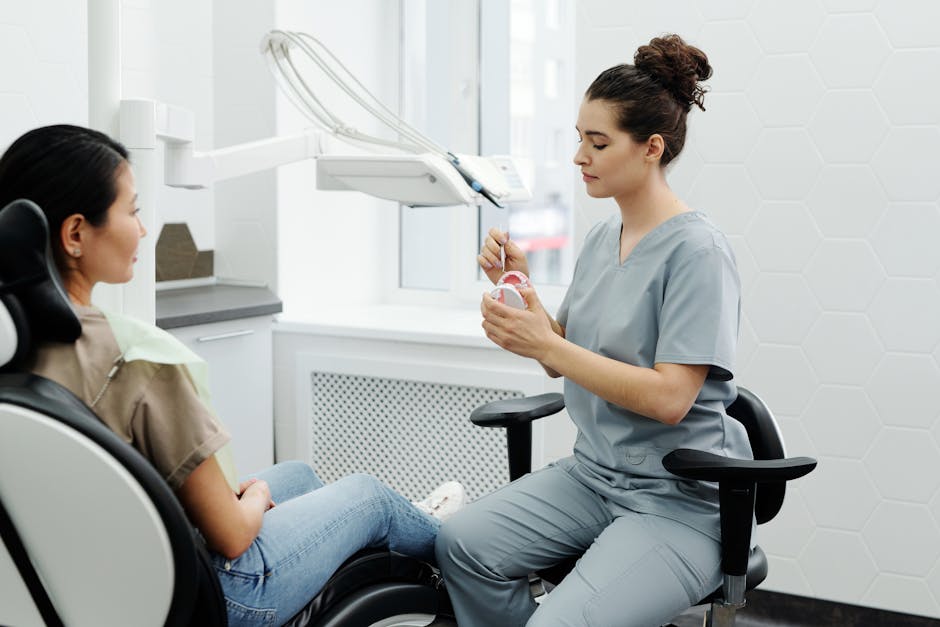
[662,449,817,483]
[664,448,817,578]
[469,393,565,428]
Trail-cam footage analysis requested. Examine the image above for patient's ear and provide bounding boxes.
[60,214,86,259]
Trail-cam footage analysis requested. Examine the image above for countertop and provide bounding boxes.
[155,283,283,329]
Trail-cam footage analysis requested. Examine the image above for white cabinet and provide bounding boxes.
[169,315,275,477]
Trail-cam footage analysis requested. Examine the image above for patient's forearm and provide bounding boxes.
[178,456,269,560]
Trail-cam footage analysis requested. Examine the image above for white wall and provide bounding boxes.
[212,1,278,288]
[0,3,87,151]
[576,0,940,618]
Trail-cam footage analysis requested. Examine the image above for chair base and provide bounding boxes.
[281,549,452,627]
[704,598,748,627]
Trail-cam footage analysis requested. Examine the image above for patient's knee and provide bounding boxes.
[338,472,383,494]
[280,459,322,488]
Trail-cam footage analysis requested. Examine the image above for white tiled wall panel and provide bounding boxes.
[0,4,88,151]
[578,0,940,618]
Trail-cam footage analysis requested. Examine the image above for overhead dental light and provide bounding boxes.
[148,30,529,208]
[259,30,530,207]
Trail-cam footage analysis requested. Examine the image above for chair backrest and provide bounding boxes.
[726,386,786,524]
[0,199,223,626]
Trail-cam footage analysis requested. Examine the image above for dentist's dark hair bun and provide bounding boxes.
[634,34,712,112]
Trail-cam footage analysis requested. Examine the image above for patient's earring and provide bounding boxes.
[72,248,81,257]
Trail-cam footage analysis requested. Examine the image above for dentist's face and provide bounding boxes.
[79,162,146,285]
[573,98,650,202]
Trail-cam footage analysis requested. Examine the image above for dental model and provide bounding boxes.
[491,270,530,309]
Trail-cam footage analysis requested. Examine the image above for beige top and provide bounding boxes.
[26,305,231,490]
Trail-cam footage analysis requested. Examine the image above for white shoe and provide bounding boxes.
[412,481,467,521]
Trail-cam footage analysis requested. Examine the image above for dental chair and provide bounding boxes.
[469,388,817,627]
[0,198,453,627]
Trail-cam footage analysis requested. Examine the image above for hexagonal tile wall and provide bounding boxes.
[806,165,886,237]
[801,457,879,530]
[810,13,891,88]
[803,385,881,458]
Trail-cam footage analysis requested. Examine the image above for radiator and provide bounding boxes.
[307,369,523,502]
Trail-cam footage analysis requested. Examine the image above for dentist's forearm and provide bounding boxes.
[538,314,565,378]
[538,335,707,424]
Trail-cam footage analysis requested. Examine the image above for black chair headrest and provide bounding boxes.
[0,199,81,368]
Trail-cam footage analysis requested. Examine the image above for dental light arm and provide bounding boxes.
[261,28,530,207]
[164,130,324,190]
[143,30,530,208]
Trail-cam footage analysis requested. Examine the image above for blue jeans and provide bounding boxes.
[212,461,440,626]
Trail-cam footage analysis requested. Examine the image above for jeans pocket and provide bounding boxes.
[225,597,278,627]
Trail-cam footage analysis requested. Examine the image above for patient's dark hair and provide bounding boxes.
[585,34,711,166]
[0,124,129,266]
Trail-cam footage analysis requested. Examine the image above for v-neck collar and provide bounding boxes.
[613,211,705,267]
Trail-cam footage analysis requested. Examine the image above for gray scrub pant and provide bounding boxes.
[435,460,722,627]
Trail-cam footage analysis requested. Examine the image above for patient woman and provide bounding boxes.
[0,124,462,626]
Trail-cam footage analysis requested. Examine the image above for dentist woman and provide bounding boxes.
[436,34,753,627]
[0,124,461,626]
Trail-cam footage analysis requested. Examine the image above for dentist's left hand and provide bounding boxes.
[481,285,557,361]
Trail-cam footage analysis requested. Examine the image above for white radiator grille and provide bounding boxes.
[309,371,522,501]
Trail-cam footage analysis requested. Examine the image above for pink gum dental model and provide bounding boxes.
[491,271,530,309]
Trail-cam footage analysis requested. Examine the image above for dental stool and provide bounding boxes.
[0,199,452,627]
[470,389,816,627]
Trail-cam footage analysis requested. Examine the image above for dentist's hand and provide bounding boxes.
[481,285,556,361]
[478,226,530,285]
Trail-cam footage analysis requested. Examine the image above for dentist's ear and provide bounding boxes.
[645,134,665,162]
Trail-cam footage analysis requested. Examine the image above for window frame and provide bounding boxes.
[388,0,572,312]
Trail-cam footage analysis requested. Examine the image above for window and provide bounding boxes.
[398,0,576,305]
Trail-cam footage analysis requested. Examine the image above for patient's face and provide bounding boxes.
[81,162,146,285]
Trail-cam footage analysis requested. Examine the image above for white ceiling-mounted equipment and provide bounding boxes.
[260,30,530,208]
[144,30,530,208]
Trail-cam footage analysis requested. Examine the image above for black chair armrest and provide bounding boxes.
[663,448,817,579]
[469,393,565,428]
[662,449,817,483]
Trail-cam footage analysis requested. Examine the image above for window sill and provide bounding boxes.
[274,304,495,349]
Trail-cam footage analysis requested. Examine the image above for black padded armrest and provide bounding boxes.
[663,449,817,483]
[664,448,817,578]
[469,393,565,428]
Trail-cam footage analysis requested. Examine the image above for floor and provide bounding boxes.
[669,590,940,627]
[671,605,778,626]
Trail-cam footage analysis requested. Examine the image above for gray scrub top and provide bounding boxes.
[556,211,753,540]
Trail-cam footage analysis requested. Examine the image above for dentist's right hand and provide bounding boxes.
[478,226,530,285]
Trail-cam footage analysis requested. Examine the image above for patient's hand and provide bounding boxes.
[239,478,276,511]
